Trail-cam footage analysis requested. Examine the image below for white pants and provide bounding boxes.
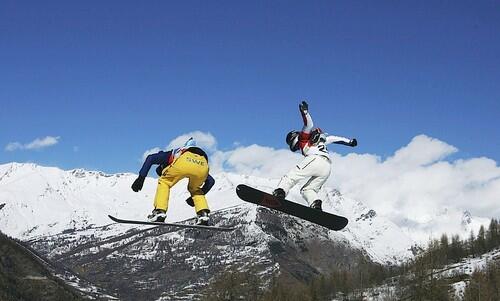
[277,155,331,205]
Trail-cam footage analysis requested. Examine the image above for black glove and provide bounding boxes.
[299,101,309,113]
[349,138,358,147]
[185,197,195,207]
[131,175,146,192]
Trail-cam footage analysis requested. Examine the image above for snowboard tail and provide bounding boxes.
[108,215,236,232]
[236,184,348,231]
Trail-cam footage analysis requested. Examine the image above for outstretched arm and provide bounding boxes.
[132,151,170,192]
[299,101,314,134]
[326,135,357,147]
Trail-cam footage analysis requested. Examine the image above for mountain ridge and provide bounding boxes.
[0,162,417,264]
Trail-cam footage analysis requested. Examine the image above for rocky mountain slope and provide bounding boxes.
[0,231,116,300]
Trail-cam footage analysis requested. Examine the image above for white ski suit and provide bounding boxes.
[277,107,354,205]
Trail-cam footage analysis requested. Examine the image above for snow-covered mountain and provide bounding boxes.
[0,161,490,265]
[1,162,496,300]
[0,162,415,264]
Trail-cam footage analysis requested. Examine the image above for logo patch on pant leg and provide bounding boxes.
[186,157,206,166]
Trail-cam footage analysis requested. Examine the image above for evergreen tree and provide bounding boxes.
[204,268,264,301]
[463,262,500,301]
[450,234,464,263]
[486,218,499,251]
[260,277,310,301]
[476,225,487,254]
[468,230,476,257]
[440,234,450,264]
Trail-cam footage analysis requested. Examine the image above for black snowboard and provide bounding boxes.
[236,184,348,231]
[108,215,236,232]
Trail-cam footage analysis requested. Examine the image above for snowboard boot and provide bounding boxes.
[147,209,167,222]
[310,200,322,211]
[272,188,286,200]
[196,209,210,226]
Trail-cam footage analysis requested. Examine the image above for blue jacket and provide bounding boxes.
[139,150,215,194]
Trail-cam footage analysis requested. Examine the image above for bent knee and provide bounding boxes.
[300,187,311,195]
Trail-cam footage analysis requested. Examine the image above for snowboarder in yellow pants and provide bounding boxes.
[131,138,213,225]
[154,150,209,214]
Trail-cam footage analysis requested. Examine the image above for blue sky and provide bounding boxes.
[1,1,499,173]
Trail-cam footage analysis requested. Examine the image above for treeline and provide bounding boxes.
[462,260,500,301]
[299,260,395,301]
[412,218,500,269]
[261,260,395,301]
[396,218,500,301]
[204,257,396,301]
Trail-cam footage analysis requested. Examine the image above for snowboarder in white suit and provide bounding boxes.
[273,101,357,211]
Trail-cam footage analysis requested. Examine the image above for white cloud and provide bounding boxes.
[5,142,23,151]
[223,144,300,177]
[25,136,60,150]
[167,131,217,151]
[328,135,500,221]
[5,136,60,151]
[387,135,458,167]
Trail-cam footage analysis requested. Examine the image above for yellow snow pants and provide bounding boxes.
[153,151,209,214]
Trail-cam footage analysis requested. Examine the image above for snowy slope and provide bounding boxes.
[447,248,500,299]
[359,248,500,301]
[0,162,470,264]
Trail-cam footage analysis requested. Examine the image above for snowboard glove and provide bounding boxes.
[349,138,357,147]
[299,101,309,113]
[185,197,195,207]
[131,175,146,192]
